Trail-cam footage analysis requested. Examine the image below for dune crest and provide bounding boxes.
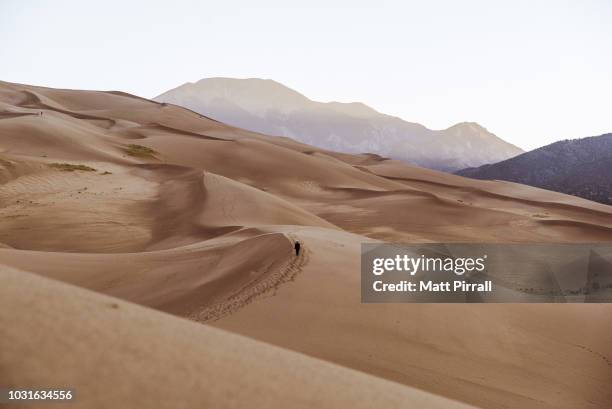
[0,266,477,409]
[1,80,611,409]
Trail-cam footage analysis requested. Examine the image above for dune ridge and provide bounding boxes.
[1,80,611,409]
[0,266,477,409]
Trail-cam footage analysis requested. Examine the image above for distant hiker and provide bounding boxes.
[294,241,301,256]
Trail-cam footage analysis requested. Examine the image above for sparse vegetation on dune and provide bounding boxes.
[48,163,97,172]
[123,144,158,158]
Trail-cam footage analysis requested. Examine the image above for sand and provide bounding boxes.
[1,80,611,408]
[0,266,477,409]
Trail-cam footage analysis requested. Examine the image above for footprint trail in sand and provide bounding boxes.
[189,233,310,322]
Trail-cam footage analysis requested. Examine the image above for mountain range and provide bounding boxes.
[457,133,612,205]
[154,77,523,171]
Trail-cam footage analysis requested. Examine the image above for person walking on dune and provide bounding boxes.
[294,241,301,256]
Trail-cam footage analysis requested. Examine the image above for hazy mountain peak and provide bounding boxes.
[195,77,305,95]
[159,77,310,117]
[446,122,487,133]
[444,122,522,150]
[155,77,523,171]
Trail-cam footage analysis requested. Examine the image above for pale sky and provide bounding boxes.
[1,0,611,150]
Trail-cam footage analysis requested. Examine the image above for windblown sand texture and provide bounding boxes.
[1,81,611,409]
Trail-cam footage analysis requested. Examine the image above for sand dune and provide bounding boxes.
[1,266,478,409]
[1,80,611,408]
[211,228,612,409]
